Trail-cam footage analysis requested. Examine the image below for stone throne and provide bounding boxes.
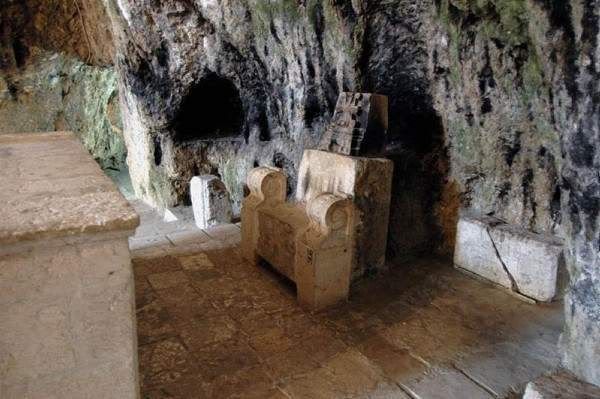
[241,93,393,310]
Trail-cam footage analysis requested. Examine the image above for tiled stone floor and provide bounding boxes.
[130,201,563,399]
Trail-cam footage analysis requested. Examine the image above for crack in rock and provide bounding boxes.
[485,226,521,295]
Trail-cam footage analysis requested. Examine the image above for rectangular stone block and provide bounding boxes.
[190,175,233,229]
[454,211,564,302]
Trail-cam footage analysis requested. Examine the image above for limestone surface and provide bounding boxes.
[190,175,233,229]
[454,211,564,302]
[0,234,139,399]
[296,149,393,278]
[0,132,139,245]
[0,132,139,398]
[128,218,564,398]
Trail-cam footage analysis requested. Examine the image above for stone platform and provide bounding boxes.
[0,132,140,398]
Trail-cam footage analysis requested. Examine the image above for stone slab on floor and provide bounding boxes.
[454,341,561,397]
[402,367,494,399]
[454,210,564,302]
[523,370,600,399]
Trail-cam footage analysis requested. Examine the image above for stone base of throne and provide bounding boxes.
[241,149,393,310]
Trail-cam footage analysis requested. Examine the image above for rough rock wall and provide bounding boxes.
[0,0,126,170]
[429,0,599,385]
[104,0,353,209]
[559,1,600,386]
[105,0,445,257]
[428,0,567,240]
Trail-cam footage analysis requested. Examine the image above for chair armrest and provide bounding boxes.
[246,166,287,204]
[306,193,352,235]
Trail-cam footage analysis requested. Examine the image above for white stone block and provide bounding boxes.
[454,211,564,302]
[190,175,233,229]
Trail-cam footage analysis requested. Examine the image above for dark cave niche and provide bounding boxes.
[172,73,244,143]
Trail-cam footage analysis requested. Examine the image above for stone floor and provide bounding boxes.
[130,201,564,399]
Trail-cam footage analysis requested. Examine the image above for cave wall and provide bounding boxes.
[429,0,568,240]
[104,0,353,210]
[0,0,596,388]
[105,0,444,257]
[0,0,126,170]
[429,0,600,385]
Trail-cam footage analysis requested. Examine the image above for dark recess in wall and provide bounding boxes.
[171,73,244,142]
[153,136,162,166]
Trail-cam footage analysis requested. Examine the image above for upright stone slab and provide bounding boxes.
[0,132,140,398]
[190,175,233,229]
[318,92,388,156]
[454,210,565,302]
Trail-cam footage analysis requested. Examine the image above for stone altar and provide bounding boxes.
[241,149,393,309]
[0,132,140,398]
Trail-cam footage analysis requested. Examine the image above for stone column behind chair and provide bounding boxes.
[190,175,233,229]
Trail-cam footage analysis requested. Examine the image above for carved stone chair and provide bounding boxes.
[241,149,393,310]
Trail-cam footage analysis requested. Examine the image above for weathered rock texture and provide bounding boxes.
[3,0,598,387]
[104,0,443,258]
[0,0,125,171]
[104,1,600,381]
[429,0,600,386]
[190,175,233,228]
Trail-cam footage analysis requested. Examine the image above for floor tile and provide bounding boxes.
[147,271,189,290]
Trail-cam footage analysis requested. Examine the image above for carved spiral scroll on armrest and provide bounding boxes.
[306,193,352,234]
[246,167,287,204]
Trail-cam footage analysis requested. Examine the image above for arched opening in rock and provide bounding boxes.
[172,74,244,142]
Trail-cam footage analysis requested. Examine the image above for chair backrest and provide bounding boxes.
[295,149,394,279]
[295,150,361,203]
